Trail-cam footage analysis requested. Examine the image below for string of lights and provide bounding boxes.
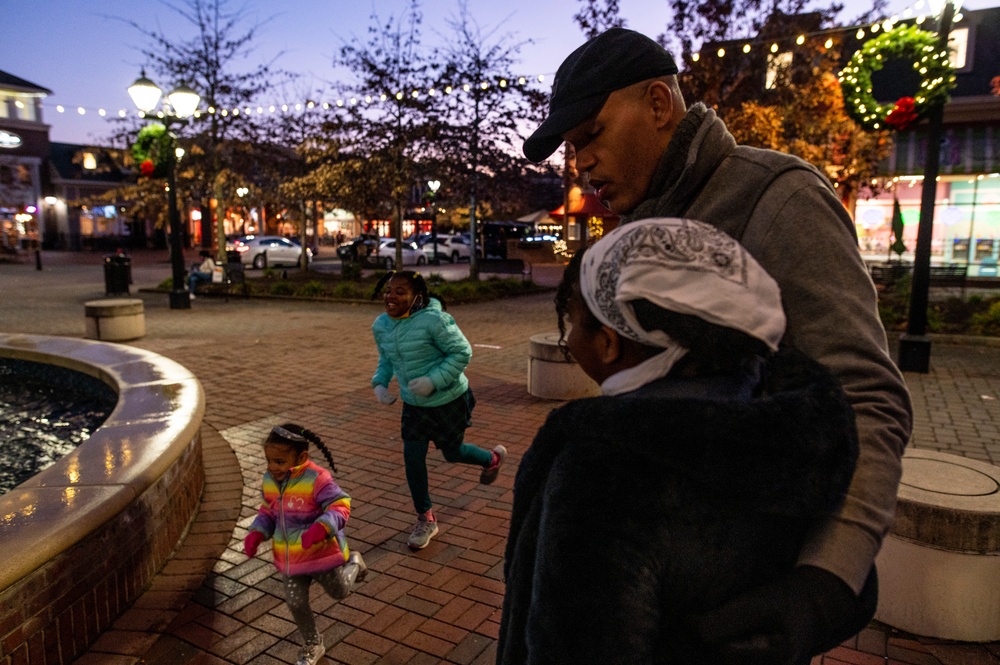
[689,0,963,61]
[36,0,965,121]
[39,74,550,122]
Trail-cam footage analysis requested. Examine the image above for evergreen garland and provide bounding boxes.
[839,24,955,132]
[130,123,174,178]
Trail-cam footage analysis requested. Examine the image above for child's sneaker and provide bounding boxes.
[295,636,325,665]
[349,550,368,583]
[479,445,507,485]
[407,513,439,550]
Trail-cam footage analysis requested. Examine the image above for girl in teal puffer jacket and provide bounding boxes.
[371,271,506,550]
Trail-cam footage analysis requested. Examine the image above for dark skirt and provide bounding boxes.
[401,388,476,449]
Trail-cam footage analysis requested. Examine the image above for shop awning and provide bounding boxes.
[549,192,619,221]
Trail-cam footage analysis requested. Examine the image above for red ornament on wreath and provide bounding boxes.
[885,97,918,131]
[140,159,155,177]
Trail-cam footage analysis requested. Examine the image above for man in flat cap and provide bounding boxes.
[518,27,911,665]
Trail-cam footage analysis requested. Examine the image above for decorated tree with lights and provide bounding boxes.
[724,40,894,205]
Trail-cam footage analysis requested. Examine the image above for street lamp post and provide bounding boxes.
[128,71,201,310]
[427,179,441,265]
[897,0,958,372]
[236,187,249,239]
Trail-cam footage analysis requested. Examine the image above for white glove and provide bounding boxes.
[408,376,435,397]
[374,385,396,405]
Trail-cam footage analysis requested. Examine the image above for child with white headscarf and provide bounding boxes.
[497,218,863,665]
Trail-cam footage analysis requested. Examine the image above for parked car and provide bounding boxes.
[450,233,481,260]
[377,239,426,270]
[479,221,532,258]
[227,235,310,269]
[420,234,474,263]
[336,234,380,261]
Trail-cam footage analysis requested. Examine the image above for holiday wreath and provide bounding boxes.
[130,123,174,178]
[838,24,955,132]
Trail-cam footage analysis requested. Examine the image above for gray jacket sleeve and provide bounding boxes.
[741,171,912,593]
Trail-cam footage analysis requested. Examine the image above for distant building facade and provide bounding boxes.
[857,6,1000,272]
[0,70,50,254]
[1,68,136,254]
[698,7,1000,273]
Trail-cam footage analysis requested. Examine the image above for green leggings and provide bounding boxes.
[403,438,491,514]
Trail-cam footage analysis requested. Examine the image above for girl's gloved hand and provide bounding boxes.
[301,522,329,549]
[374,385,396,405]
[408,376,435,397]
[244,531,265,557]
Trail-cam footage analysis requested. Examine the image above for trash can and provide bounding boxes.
[104,254,131,296]
[226,249,242,264]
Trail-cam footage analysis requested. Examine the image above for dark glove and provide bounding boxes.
[243,531,266,557]
[693,565,878,665]
[301,522,329,549]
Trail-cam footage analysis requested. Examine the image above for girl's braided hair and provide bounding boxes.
[554,247,594,359]
[371,270,447,311]
[266,422,336,472]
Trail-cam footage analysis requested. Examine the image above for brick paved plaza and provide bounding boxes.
[2,249,999,665]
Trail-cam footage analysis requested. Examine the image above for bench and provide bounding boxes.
[478,258,531,281]
[191,262,249,301]
[869,263,967,294]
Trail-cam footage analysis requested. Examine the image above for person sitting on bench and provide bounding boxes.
[188,251,217,299]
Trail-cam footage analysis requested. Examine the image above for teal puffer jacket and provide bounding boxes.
[371,299,471,407]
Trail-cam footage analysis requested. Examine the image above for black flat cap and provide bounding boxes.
[523,28,678,163]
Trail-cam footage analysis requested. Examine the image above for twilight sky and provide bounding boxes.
[2,0,992,146]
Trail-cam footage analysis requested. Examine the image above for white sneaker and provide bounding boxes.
[295,636,325,665]
[188,292,196,300]
[350,550,368,583]
[407,516,439,550]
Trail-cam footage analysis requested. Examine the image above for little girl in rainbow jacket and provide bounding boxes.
[245,423,365,665]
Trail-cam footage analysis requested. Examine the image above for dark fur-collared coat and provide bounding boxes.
[497,349,858,665]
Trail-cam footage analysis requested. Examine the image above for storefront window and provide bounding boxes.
[855,175,1000,269]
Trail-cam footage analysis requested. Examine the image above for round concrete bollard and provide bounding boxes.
[875,449,1000,641]
[84,298,146,342]
[527,332,601,400]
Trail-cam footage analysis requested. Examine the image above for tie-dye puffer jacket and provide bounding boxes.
[248,459,352,576]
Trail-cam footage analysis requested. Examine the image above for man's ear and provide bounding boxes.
[645,80,675,130]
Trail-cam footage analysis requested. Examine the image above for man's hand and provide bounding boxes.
[693,566,878,665]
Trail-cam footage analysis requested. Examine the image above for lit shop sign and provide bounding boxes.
[0,131,23,149]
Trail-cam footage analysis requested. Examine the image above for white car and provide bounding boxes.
[228,235,310,269]
[377,239,427,270]
[421,234,475,263]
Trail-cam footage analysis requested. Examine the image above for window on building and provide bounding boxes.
[766,51,793,90]
[948,27,969,71]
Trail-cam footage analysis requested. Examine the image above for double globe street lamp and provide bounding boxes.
[127,72,201,310]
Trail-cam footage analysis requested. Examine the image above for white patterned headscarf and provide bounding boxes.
[579,218,786,395]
